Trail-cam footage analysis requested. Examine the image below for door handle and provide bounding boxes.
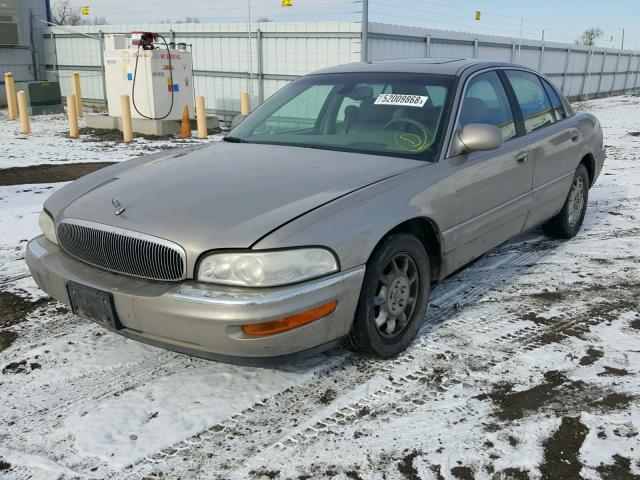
[516,152,529,165]
[571,130,580,142]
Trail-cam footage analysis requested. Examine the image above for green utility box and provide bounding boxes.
[14,81,64,115]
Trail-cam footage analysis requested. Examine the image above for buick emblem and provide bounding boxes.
[112,198,126,216]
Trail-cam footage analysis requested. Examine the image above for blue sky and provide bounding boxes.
[66,0,639,49]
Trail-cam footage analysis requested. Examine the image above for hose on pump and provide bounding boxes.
[131,33,174,120]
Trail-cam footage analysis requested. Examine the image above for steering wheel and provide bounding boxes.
[383,117,433,153]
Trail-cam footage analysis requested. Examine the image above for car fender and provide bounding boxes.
[252,161,456,276]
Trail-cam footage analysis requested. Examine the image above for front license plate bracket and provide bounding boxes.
[66,281,122,330]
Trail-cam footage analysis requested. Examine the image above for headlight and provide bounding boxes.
[38,210,58,245]
[197,248,339,287]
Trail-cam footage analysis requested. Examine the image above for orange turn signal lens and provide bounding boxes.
[242,300,338,337]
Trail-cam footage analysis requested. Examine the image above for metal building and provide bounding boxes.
[0,0,50,106]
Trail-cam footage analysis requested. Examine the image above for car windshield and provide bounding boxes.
[229,72,456,161]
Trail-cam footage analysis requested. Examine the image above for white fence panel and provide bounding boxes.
[42,20,640,117]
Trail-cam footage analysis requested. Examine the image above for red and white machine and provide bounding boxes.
[104,33,194,121]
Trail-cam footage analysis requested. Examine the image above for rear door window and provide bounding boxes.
[505,70,556,134]
[541,79,567,121]
[458,71,516,141]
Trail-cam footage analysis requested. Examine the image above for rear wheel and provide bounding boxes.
[542,163,589,239]
[347,233,430,358]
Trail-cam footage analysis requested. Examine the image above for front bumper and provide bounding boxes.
[26,236,365,364]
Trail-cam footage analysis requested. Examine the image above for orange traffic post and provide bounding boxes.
[120,95,133,143]
[17,91,30,134]
[71,72,83,117]
[4,72,18,120]
[196,96,207,139]
[179,105,191,138]
[240,91,250,116]
[67,94,79,139]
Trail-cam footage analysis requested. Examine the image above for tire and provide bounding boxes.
[346,233,431,358]
[542,163,590,239]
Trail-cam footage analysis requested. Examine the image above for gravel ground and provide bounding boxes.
[0,95,638,480]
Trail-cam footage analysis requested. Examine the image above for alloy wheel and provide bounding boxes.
[372,253,419,338]
[567,176,586,227]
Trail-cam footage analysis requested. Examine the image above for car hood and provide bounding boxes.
[48,142,422,268]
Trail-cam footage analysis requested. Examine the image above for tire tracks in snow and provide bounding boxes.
[1,319,194,437]
[128,237,559,478]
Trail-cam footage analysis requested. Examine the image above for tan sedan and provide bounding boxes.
[26,58,605,364]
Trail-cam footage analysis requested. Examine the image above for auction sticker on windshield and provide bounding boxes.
[374,94,429,107]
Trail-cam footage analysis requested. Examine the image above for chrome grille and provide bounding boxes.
[57,219,186,281]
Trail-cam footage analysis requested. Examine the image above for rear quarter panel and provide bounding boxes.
[582,112,606,184]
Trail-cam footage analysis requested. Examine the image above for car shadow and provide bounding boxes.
[278,189,617,374]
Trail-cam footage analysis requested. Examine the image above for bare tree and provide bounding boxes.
[576,27,603,47]
[51,0,83,26]
[92,16,109,25]
[81,16,108,26]
[173,17,201,24]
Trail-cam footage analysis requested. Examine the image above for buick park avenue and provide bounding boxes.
[26,58,605,364]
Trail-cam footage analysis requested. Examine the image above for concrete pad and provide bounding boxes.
[85,114,219,136]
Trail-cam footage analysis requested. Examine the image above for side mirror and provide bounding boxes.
[230,114,247,129]
[451,123,503,156]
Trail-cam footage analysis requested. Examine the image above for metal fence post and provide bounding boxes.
[597,51,606,95]
[51,30,59,78]
[538,39,545,72]
[426,34,431,57]
[623,53,631,92]
[98,30,107,107]
[361,0,368,62]
[511,43,516,62]
[580,48,593,98]
[473,39,478,59]
[561,47,571,94]
[256,28,264,104]
[612,52,621,93]
[29,9,40,81]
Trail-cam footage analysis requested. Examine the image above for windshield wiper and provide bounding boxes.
[223,136,246,143]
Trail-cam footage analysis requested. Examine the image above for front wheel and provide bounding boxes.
[542,163,590,239]
[346,233,430,358]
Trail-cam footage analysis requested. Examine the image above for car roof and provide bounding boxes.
[308,57,517,77]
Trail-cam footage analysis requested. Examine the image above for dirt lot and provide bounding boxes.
[0,163,115,186]
[0,96,638,480]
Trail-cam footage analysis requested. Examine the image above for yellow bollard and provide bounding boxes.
[67,94,79,139]
[71,72,83,117]
[17,91,30,134]
[4,72,18,120]
[120,95,133,143]
[196,96,207,139]
[240,91,250,116]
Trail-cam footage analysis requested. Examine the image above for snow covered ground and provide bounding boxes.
[0,96,639,480]
[0,109,221,170]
